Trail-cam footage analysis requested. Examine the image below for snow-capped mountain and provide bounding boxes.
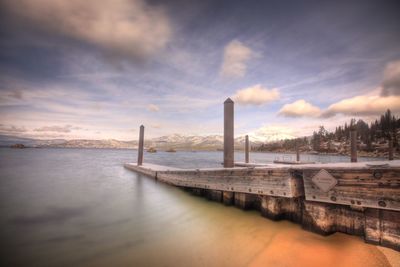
[147,134,226,150]
[1,132,294,150]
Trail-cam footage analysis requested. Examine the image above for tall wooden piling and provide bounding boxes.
[389,138,394,161]
[296,142,300,162]
[245,135,249,163]
[137,125,144,166]
[350,128,357,162]
[224,98,234,168]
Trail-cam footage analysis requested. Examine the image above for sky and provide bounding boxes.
[0,0,400,141]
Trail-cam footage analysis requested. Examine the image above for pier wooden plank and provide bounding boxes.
[301,164,400,211]
[173,168,299,197]
[125,163,303,198]
[125,160,400,211]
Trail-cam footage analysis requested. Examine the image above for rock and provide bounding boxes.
[10,143,25,149]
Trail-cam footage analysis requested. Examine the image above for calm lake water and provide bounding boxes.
[0,148,398,267]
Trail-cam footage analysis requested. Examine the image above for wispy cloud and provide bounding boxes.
[0,124,27,134]
[220,40,253,78]
[150,123,161,129]
[278,60,400,119]
[34,125,81,133]
[147,104,160,112]
[232,85,279,106]
[381,60,400,96]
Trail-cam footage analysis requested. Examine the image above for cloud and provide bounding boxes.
[220,40,253,78]
[278,99,321,117]
[287,61,400,118]
[34,125,80,133]
[323,94,400,117]
[8,91,24,100]
[381,60,400,96]
[232,85,280,106]
[4,0,171,60]
[0,124,27,134]
[147,104,160,112]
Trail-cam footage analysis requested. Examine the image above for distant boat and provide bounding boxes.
[166,148,176,152]
[147,147,157,153]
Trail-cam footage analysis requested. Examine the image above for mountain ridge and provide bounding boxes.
[0,133,278,150]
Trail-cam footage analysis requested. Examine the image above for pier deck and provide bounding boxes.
[124,160,400,251]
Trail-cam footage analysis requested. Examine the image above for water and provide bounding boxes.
[128,149,382,168]
[0,148,397,267]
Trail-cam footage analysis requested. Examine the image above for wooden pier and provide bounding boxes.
[125,160,400,251]
[127,98,399,251]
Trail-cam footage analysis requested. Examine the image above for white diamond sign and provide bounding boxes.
[311,169,337,192]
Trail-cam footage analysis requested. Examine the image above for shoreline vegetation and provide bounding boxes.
[257,109,399,160]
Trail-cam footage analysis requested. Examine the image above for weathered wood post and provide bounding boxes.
[137,125,144,166]
[245,135,249,163]
[389,138,394,161]
[224,98,234,168]
[350,128,357,162]
[296,142,300,162]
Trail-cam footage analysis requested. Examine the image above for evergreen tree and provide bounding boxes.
[259,109,398,153]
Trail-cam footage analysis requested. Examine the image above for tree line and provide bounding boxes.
[257,109,399,153]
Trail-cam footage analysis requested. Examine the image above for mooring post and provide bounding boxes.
[350,128,357,162]
[389,138,394,161]
[296,142,300,162]
[224,98,234,168]
[245,135,249,163]
[137,125,144,166]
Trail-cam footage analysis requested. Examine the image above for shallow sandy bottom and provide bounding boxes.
[249,227,399,267]
[84,206,399,267]
[378,247,400,267]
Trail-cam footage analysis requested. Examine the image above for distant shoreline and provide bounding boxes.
[2,146,392,159]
